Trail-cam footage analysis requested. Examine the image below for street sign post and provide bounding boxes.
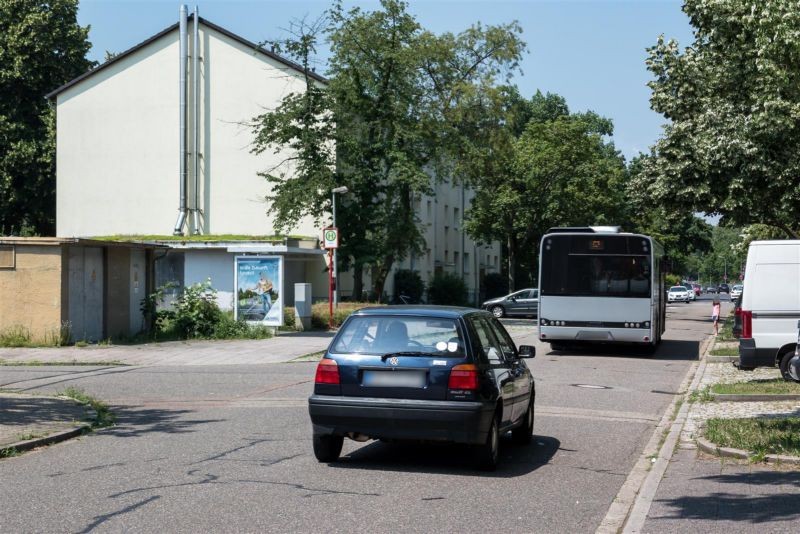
[323,228,339,249]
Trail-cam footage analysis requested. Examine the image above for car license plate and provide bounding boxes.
[362,370,426,388]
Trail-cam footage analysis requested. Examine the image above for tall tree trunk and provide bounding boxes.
[507,235,516,291]
[372,254,395,303]
[353,263,364,301]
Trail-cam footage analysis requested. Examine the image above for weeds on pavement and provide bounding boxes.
[58,387,115,428]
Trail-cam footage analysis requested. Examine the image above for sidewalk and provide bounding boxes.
[0,393,91,452]
[640,344,800,531]
[0,330,335,366]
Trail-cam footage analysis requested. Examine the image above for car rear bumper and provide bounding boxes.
[738,338,776,368]
[308,395,495,444]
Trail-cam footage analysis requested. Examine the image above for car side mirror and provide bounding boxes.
[518,345,535,359]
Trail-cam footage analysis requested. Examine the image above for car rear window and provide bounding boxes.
[332,316,465,356]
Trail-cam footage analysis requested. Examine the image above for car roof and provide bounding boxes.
[352,305,484,319]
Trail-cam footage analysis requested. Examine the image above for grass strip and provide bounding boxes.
[711,379,800,396]
[290,350,325,362]
[705,417,800,460]
[0,359,126,367]
[58,386,115,428]
[709,346,738,356]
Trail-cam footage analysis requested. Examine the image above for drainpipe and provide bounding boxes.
[173,5,188,235]
[191,5,201,234]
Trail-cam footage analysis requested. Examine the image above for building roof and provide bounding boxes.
[45,15,327,100]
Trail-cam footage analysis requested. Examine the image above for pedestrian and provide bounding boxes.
[711,297,721,336]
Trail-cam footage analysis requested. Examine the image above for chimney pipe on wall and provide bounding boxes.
[191,5,201,234]
[173,5,189,235]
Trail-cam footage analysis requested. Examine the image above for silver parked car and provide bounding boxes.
[482,288,539,318]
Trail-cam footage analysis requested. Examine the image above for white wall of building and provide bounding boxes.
[56,23,321,239]
[183,250,235,309]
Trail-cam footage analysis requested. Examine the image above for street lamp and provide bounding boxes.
[331,186,348,310]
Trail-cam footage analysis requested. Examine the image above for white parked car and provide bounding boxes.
[730,284,743,301]
[667,286,690,303]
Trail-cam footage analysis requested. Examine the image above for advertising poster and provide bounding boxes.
[234,256,283,326]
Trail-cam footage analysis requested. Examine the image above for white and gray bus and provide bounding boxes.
[537,227,666,351]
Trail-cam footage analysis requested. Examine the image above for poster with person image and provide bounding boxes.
[234,256,283,326]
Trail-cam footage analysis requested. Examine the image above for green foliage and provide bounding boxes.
[0,325,32,347]
[142,281,271,341]
[283,307,296,328]
[393,269,425,303]
[637,0,800,239]
[0,322,71,347]
[711,379,800,395]
[665,273,681,287]
[58,386,115,428]
[310,302,373,329]
[0,0,94,235]
[251,0,525,299]
[427,272,469,307]
[464,90,628,289]
[705,417,800,459]
[482,272,509,299]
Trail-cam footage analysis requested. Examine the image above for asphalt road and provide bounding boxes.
[0,301,717,533]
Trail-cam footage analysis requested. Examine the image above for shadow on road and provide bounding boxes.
[545,339,701,361]
[655,471,800,523]
[326,434,560,477]
[103,405,224,438]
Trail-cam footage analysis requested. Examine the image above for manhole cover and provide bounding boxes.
[571,384,612,390]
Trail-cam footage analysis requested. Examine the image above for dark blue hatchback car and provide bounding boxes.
[308,306,536,470]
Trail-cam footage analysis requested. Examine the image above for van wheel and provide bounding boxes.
[313,433,344,462]
[475,415,500,471]
[779,351,800,383]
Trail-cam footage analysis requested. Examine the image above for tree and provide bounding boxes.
[464,90,628,290]
[0,0,94,235]
[252,0,525,299]
[637,0,800,239]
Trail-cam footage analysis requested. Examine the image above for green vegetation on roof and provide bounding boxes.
[91,234,316,243]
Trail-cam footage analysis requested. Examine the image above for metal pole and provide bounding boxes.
[332,191,338,309]
[328,249,334,329]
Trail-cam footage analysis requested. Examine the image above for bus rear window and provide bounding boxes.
[541,235,652,298]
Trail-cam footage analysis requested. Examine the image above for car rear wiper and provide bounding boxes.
[380,351,439,361]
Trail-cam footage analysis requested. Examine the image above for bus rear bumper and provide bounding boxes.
[539,326,653,344]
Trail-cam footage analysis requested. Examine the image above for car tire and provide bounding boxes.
[779,350,800,383]
[512,400,534,445]
[312,433,344,462]
[475,415,500,471]
[491,305,505,318]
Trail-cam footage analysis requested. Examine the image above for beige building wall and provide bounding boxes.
[0,244,64,342]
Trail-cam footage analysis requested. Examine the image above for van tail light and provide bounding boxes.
[739,309,753,339]
[315,358,340,384]
[448,364,479,390]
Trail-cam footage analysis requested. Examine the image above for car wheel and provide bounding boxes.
[475,414,500,471]
[312,433,344,462]
[491,305,505,318]
[779,350,800,383]
[512,400,534,445]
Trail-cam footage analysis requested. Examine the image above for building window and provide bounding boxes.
[426,200,432,221]
[0,245,15,269]
[427,248,432,267]
[454,207,460,226]
[444,250,449,262]
[454,251,459,269]
[464,252,470,273]
[494,255,498,268]
[444,204,449,224]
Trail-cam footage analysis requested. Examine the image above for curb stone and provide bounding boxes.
[711,393,800,402]
[1,424,92,456]
[696,436,800,466]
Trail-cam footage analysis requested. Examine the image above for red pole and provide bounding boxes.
[328,249,334,329]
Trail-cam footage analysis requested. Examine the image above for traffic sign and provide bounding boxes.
[323,227,339,249]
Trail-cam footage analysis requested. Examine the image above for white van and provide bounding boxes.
[735,240,800,378]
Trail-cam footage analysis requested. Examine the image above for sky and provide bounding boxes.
[77,0,695,161]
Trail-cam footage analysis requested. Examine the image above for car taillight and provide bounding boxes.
[448,364,479,390]
[314,358,340,384]
[740,309,752,339]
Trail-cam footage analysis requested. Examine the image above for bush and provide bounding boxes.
[311,302,377,329]
[0,325,33,347]
[283,307,296,328]
[665,273,681,287]
[482,272,508,299]
[427,272,469,307]
[394,269,425,303]
[172,280,223,338]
